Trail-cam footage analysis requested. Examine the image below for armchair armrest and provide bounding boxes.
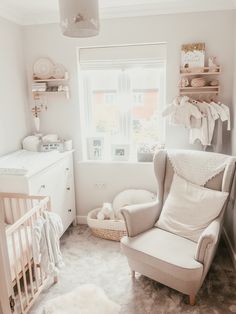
[121,200,162,237]
[195,219,221,264]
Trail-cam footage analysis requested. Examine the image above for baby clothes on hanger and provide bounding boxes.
[211,119,223,153]
[220,103,231,130]
[211,101,227,121]
[162,96,202,129]
[162,95,230,154]
[208,103,219,121]
[189,101,214,146]
[204,102,219,144]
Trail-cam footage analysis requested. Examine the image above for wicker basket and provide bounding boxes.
[87,208,127,241]
[190,77,206,87]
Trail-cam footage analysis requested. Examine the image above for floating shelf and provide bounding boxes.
[180,66,221,76]
[180,71,220,77]
[179,66,221,99]
[32,70,70,100]
[33,71,69,82]
[179,91,219,95]
[180,86,220,90]
[33,90,70,99]
[33,78,68,82]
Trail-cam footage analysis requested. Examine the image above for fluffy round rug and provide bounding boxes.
[43,284,120,314]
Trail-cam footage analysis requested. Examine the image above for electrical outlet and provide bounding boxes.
[94,183,107,189]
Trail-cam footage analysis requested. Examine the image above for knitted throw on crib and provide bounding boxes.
[167,150,231,186]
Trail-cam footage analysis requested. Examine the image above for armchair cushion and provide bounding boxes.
[121,228,203,286]
[155,174,228,242]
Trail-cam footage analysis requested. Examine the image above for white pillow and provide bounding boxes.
[155,174,228,242]
[113,189,156,220]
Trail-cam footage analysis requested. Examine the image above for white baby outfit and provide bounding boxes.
[162,97,231,152]
[162,96,202,129]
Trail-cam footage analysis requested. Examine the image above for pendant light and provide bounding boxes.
[59,0,99,38]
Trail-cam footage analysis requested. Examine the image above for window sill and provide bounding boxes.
[77,160,153,165]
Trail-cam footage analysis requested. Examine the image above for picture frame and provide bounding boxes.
[112,144,129,161]
[181,42,205,70]
[87,137,104,160]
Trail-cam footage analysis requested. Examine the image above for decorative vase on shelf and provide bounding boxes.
[34,116,40,133]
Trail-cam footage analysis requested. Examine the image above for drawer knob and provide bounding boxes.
[40,184,46,189]
[66,187,71,191]
[68,209,72,212]
[66,168,69,171]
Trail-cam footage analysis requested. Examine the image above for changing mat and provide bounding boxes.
[0,150,68,177]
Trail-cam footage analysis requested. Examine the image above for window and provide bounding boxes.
[104,92,116,105]
[133,92,144,106]
[79,44,166,161]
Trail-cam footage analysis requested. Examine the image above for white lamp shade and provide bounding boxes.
[59,0,99,38]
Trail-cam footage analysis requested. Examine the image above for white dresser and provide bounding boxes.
[0,150,76,233]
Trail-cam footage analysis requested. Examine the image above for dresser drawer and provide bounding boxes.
[28,154,76,232]
[29,157,71,194]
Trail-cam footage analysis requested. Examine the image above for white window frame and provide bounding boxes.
[77,44,166,162]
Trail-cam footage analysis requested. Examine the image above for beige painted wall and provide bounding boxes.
[226,15,236,254]
[0,17,29,157]
[23,10,235,215]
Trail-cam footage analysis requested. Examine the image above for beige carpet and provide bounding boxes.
[30,225,236,314]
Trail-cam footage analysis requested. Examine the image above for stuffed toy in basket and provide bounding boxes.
[87,189,156,241]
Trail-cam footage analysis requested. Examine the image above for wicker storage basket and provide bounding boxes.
[87,208,127,241]
[190,77,206,87]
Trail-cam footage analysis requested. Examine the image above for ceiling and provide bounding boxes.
[0,0,235,25]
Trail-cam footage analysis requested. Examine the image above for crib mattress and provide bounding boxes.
[6,226,33,281]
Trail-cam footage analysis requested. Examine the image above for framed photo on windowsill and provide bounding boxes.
[112,144,129,161]
[87,137,104,160]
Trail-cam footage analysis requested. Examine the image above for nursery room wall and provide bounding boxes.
[23,10,235,220]
[227,19,236,258]
[0,17,29,156]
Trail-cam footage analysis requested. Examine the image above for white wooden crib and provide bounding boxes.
[0,193,54,314]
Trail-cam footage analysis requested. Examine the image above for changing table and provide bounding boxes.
[0,150,76,233]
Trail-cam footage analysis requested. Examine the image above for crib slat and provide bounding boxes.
[22,213,35,299]
[17,228,29,307]
[32,211,44,288]
[16,200,30,307]
[29,216,40,292]
[11,232,24,313]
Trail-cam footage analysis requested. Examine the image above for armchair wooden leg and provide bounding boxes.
[54,276,58,284]
[131,270,135,278]
[189,295,196,306]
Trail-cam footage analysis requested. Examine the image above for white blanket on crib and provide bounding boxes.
[167,149,231,186]
[32,211,64,276]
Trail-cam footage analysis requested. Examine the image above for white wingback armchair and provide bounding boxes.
[121,149,235,305]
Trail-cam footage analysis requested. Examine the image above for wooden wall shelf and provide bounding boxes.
[180,67,221,76]
[179,91,219,95]
[180,86,220,90]
[33,90,70,99]
[179,66,221,99]
[33,78,68,82]
[32,71,70,100]
[180,71,220,77]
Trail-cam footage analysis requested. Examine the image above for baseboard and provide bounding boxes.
[223,228,236,269]
[77,215,88,225]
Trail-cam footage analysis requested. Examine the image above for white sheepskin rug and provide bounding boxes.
[43,284,121,314]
